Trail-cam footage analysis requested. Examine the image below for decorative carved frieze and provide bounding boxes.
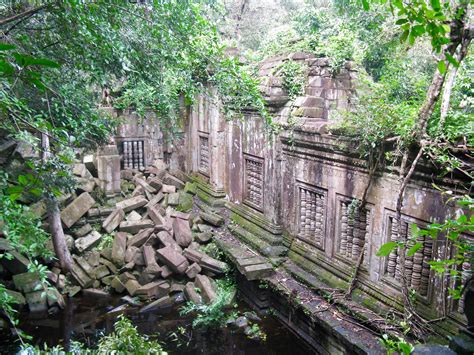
[244,155,264,210]
[338,199,370,263]
[198,134,210,175]
[385,216,433,297]
[122,140,144,170]
[297,184,326,248]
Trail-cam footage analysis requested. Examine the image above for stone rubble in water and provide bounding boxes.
[4,159,240,315]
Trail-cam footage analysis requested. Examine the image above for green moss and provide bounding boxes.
[177,191,193,212]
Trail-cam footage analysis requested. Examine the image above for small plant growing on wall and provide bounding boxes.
[274,60,306,100]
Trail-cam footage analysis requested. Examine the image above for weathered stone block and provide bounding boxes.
[86,250,100,267]
[167,192,180,206]
[199,211,224,227]
[102,208,125,234]
[195,274,217,304]
[13,272,41,293]
[76,177,96,193]
[136,280,170,299]
[75,231,102,253]
[183,248,205,264]
[134,177,157,194]
[126,210,142,222]
[200,256,228,275]
[184,282,202,304]
[163,174,185,189]
[61,192,95,228]
[185,263,201,279]
[111,232,127,265]
[147,204,166,226]
[139,295,173,312]
[243,263,273,281]
[119,220,154,234]
[195,231,213,244]
[71,261,93,288]
[162,184,176,193]
[0,249,29,274]
[156,246,189,274]
[25,290,48,312]
[94,265,110,279]
[145,192,164,209]
[124,279,141,296]
[142,245,157,267]
[116,196,148,212]
[161,265,173,278]
[73,163,93,179]
[127,228,154,247]
[96,147,121,196]
[148,177,163,191]
[74,223,92,238]
[173,217,192,248]
[111,276,125,293]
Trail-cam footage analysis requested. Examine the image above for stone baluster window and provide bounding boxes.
[338,200,370,263]
[385,216,433,297]
[297,184,326,249]
[122,140,144,170]
[244,155,264,210]
[198,134,210,175]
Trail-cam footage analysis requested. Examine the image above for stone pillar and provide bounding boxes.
[96,145,121,196]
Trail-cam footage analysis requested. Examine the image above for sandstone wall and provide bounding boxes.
[179,55,471,334]
[112,54,470,334]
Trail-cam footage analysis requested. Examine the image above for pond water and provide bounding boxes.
[1,293,314,354]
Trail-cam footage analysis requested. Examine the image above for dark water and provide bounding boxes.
[0,294,314,354]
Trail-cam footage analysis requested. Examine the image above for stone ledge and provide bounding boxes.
[228,224,286,257]
[227,202,282,235]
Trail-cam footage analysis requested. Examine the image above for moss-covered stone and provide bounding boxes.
[176,191,193,212]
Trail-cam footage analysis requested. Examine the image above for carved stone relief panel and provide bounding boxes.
[296,182,327,250]
[335,197,372,266]
[243,154,264,211]
[384,214,434,298]
[198,133,210,176]
[122,140,145,170]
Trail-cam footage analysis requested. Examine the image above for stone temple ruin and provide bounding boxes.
[1,53,471,353]
[102,53,470,350]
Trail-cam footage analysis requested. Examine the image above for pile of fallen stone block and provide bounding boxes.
[0,157,229,315]
[59,159,228,312]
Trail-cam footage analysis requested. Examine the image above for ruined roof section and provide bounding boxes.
[257,52,358,131]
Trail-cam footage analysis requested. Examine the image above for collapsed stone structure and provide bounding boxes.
[0,52,470,352]
[111,52,470,338]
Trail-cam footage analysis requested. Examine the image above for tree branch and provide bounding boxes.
[0,4,50,27]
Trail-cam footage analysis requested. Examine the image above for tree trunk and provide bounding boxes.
[234,0,248,45]
[439,37,472,130]
[41,132,73,272]
[48,199,73,272]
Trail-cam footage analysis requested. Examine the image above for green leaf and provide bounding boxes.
[30,58,61,68]
[445,53,459,68]
[395,18,408,25]
[411,223,420,238]
[407,242,423,257]
[400,29,409,43]
[0,43,16,51]
[377,241,398,257]
[430,0,441,11]
[6,185,23,195]
[18,175,28,186]
[362,0,370,11]
[437,60,446,74]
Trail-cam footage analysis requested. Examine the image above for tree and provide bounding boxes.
[0,0,270,270]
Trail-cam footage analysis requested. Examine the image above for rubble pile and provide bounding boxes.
[1,157,230,314]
